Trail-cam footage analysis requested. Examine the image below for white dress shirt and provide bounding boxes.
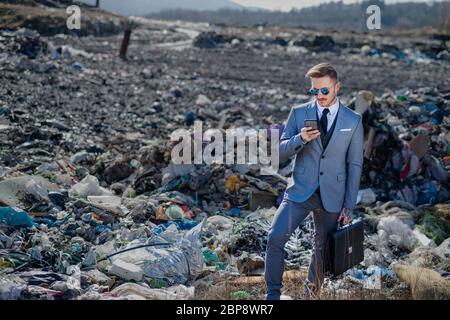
[316,98,340,132]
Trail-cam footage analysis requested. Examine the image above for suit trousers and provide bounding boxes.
[264,188,340,296]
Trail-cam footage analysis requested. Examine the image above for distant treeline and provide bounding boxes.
[0,0,95,7]
[149,0,449,31]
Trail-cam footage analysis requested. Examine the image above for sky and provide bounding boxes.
[232,0,440,11]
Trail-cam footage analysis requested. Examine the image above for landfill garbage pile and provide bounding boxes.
[193,30,450,64]
[0,1,125,37]
[0,11,449,299]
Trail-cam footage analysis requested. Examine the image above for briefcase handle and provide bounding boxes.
[337,218,350,230]
[337,217,360,230]
[337,210,355,229]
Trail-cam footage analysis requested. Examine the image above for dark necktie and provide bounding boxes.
[320,108,330,134]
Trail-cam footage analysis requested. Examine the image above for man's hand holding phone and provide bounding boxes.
[301,119,320,144]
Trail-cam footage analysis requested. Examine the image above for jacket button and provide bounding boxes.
[320,172,323,175]
[321,156,325,159]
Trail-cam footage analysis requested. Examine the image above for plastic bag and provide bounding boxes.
[110,220,205,284]
[70,175,112,197]
[0,207,35,228]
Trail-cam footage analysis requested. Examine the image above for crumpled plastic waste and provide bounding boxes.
[0,278,25,300]
[347,265,396,290]
[70,175,113,197]
[108,220,205,284]
[357,188,377,205]
[152,219,198,235]
[0,207,36,228]
[377,216,418,251]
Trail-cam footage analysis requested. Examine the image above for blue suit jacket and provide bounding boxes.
[280,100,364,213]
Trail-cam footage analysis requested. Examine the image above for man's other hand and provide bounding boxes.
[338,208,353,226]
[300,127,320,143]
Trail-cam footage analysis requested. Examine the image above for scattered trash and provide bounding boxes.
[193,32,239,49]
[0,175,58,207]
[347,265,395,290]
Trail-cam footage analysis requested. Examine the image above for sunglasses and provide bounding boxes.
[310,88,330,96]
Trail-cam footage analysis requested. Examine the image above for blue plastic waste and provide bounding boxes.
[152,219,198,235]
[185,111,197,126]
[71,62,83,71]
[348,266,395,282]
[229,207,241,217]
[416,181,438,206]
[0,207,36,228]
[94,225,112,233]
[417,103,439,113]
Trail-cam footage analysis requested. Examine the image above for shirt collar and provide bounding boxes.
[316,98,340,117]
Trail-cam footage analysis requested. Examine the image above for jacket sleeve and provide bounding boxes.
[344,116,364,210]
[279,106,304,164]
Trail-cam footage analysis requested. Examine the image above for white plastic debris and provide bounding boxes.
[433,238,450,260]
[231,38,241,45]
[87,195,125,216]
[412,228,437,248]
[87,195,121,206]
[360,45,372,55]
[110,220,205,284]
[357,188,377,205]
[25,179,49,201]
[61,45,93,59]
[110,259,144,282]
[195,94,211,106]
[82,247,97,267]
[0,279,25,300]
[66,265,81,291]
[205,215,234,231]
[83,269,113,287]
[354,91,374,115]
[377,216,418,251]
[70,175,112,197]
[70,151,93,164]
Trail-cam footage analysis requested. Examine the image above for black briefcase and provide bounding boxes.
[325,219,364,277]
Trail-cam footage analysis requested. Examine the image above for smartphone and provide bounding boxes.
[304,119,318,131]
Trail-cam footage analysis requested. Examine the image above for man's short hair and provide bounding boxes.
[305,63,338,81]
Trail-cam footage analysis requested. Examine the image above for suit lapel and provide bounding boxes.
[323,101,345,156]
[306,101,323,152]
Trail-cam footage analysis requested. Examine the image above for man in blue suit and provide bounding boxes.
[264,63,364,299]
